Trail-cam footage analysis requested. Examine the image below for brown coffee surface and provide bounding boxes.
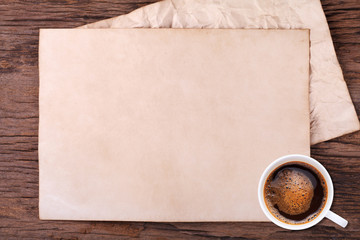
[268,169,314,215]
[264,162,327,225]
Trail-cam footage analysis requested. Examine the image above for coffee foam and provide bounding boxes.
[264,162,327,225]
[268,169,314,215]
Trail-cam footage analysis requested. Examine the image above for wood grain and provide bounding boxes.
[0,0,359,239]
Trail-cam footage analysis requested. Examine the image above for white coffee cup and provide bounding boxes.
[258,154,348,230]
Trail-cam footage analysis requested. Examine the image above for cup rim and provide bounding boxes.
[258,154,334,230]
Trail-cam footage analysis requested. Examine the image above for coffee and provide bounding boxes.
[264,161,327,225]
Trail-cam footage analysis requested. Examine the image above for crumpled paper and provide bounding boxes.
[79,0,359,145]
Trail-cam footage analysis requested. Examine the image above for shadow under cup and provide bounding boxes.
[258,154,335,230]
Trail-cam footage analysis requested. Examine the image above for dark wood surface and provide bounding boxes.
[1,0,360,239]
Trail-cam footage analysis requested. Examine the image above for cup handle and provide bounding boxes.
[325,210,348,228]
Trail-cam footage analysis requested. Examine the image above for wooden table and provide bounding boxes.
[1,0,359,239]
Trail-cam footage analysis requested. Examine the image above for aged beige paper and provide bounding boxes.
[79,0,360,145]
[39,29,310,221]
